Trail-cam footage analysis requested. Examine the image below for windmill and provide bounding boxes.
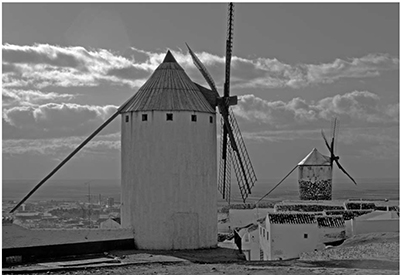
[299,117,357,200]
[9,3,255,250]
[186,3,257,204]
[257,118,356,203]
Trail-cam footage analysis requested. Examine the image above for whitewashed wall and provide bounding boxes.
[269,223,319,260]
[242,229,260,261]
[298,166,332,181]
[121,111,217,249]
[259,222,271,260]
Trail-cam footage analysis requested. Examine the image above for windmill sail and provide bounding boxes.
[187,3,257,203]
[228,109,257,202]
[321,118,357,185]
[218,117,232,204]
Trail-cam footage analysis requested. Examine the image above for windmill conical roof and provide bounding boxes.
[298,148,331,166]
[120,50,215,113]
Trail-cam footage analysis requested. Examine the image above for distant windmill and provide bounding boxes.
[186,3,257,204]
[257,118,356,203]
[10,3,256,249]
[299,117,357,200]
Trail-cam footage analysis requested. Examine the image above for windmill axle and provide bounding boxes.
[217,96,238,108]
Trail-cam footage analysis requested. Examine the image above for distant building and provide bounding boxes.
[14,212,41,220]
[19,203,35,212]
[106,197,114,208]
[259,213,319,260]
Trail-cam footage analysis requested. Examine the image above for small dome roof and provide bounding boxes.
[298,148,331,166]
[120,50,215,113]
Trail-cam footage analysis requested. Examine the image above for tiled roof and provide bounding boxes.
[274,203,344,212]
[268,213,316,224]
[344,202,376,210]
[120,51,215,113]
[316,216,344,228]
[324,210,374,220]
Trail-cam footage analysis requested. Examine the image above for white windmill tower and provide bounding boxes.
[10,3,257,250]
[118,51,218,249]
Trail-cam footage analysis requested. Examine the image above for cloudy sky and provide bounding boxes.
[2,3,399,183]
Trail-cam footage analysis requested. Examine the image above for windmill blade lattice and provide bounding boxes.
[218,117,232,204]
[186,3,257,203]
[228,109,257,202]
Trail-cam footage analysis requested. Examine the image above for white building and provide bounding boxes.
[259,213,319,260]
[298,148,332,200]
[120,51,217,249]
[238,223,260,261]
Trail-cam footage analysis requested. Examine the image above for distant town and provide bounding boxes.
[2,197,120,229]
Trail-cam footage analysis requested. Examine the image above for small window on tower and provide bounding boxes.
[209,116,213,123]
[191,115,197,122]
[142,114,148,121]
[125,115,129,123]
[166,113,173,121]
[304,233,308,239]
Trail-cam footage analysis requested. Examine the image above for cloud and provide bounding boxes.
[3,103,120,139]
[234,54,398,89]
[233,91,398,130]
[230,91,398,160]
[2,44,151,89]
[2,88,75,107]
[5,44,396,91]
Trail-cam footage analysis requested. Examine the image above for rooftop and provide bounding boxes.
[267,213,316,225]
[316,216,345,228]
[298,148,331,166]
[120,51,216,114]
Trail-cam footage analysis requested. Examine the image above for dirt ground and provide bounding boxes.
[3,232,399,275]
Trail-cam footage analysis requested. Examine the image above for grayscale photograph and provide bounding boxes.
[2,2,399,274]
